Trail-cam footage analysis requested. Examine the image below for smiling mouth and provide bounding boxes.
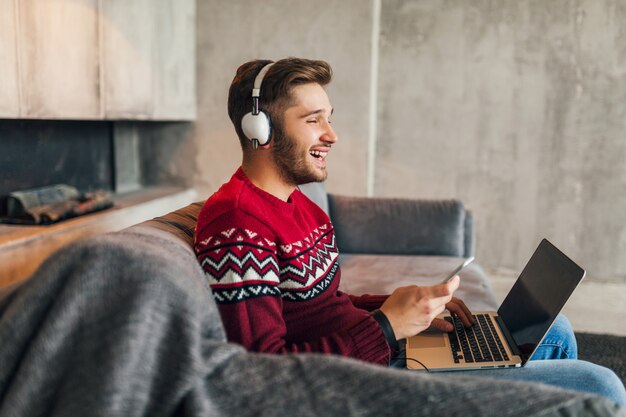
[309,149,328,161]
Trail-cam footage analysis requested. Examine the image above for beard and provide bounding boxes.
[271,125,327,186]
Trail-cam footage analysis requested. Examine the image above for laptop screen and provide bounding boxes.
[497,239,585,362]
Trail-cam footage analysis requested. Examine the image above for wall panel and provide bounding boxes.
[18,0,100,118]
[101,0,154,119]
[152,0,196,120]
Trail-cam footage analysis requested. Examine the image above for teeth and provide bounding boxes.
[310,150,328,159]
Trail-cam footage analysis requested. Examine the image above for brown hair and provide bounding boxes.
[228,57,332,150]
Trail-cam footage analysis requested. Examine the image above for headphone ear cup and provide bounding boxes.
[241,111,272,146]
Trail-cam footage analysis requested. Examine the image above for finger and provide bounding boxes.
[454,297,474,325]
[446,300,473,327]
[429,317,454,332]
[424,294,454,315]
[427,276,460,298]
[444,275,460,293]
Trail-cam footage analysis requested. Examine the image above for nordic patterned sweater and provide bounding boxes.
[194,168,391,365]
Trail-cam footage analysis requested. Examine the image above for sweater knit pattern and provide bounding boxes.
[196,223,339,303]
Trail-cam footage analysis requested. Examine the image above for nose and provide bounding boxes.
[321,120,338,144]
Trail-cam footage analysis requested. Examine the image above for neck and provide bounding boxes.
[241,154,295,202]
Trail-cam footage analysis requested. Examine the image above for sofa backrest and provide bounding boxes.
[328,194,473,257]
[301,183,474,257]
[131,201,204,250]
[129,189,475,259]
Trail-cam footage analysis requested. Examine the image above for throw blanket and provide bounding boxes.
[0,226,622,417]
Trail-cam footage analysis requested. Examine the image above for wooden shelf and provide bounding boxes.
[0,186,199,288]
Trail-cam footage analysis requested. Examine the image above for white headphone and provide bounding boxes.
[241,62,275,149]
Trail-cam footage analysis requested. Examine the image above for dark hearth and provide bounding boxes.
[0,119,115,197]
[1,184,113,225]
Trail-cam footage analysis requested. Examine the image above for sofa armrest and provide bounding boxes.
[328,194,470,257]
[464,210,475,257]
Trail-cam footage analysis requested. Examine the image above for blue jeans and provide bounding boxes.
[393,315,626,407]
[529,314,577,360]
[451,359,626,408]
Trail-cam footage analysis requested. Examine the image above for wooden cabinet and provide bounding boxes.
[0,0,195,120]
[101,0,155,119]
[0,0,20,117]
[18,0,101,118]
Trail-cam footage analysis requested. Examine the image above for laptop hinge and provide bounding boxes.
[495,315,521,357]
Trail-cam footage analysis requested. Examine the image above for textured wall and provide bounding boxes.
[376,0,626,282]
[191,0,374,195]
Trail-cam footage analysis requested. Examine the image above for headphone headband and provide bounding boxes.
[241,62,274,148]
[252,63,274,98]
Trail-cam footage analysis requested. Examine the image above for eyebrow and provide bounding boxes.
[299,108,334,118]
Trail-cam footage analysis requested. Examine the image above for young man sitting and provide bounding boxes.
[194,57,625,406]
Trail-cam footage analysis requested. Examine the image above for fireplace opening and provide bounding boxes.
[0,118,198,286]
[0,119,115,218]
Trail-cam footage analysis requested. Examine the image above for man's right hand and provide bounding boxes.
[379,276,469,340]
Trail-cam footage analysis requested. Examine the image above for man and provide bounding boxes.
[194,58,473,365]
[194,58,625,405]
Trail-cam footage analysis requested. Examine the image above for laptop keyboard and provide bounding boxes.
[445,314,510,364]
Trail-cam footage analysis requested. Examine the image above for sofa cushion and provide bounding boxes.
[339,254,499,311]
[329,195,466,257]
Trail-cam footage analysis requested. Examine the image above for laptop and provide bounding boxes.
[405,238,586,371]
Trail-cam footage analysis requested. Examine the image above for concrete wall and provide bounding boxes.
[375,0,626,283]
[182,0,625,283]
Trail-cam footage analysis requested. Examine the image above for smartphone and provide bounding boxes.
[441,256,475,283]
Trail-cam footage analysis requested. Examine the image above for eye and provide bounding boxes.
[307,119,318,124]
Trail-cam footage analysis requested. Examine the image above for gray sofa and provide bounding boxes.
[0,190,623,417]
[300,184,498,312]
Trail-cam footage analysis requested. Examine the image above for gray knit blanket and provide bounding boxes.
[0,226,623,417]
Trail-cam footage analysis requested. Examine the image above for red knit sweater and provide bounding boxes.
[194,168,390,365]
